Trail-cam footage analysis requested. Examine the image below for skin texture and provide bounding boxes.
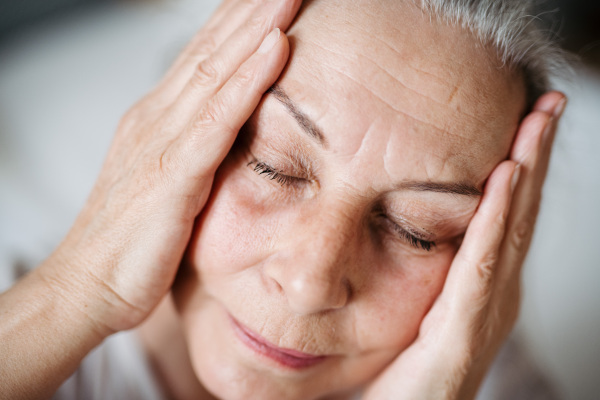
[0,0,298,397]
[140,1,557,399]
[0,0,566,399]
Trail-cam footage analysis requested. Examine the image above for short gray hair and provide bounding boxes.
[416,0,571,108]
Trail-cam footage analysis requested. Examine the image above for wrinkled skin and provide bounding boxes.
[136,1,562,400]
[0,0,564,399]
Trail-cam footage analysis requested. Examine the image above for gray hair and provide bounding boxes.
[416,0,571,108]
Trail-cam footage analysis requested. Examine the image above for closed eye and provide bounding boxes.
[376,213,436,252]
[247,159,304,187]
[390,223,436,251]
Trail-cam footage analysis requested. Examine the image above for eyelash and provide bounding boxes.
[248,159,300,187]
[391,224,436,252]
[377,213,436,252]
[248,158,435,252]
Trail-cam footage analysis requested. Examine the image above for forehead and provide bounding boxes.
[277,0,525,187]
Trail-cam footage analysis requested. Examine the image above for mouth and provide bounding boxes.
[229,315,328,369]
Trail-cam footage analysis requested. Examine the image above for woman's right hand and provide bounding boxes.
[0,0,300,397]
[42,0,300,334]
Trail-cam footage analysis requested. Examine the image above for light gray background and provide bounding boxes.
[1,1,598,399]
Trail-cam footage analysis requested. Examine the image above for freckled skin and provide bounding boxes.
[169,1,526,399]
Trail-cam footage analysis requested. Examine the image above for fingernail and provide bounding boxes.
[542,116,555,141]
[554,98,567,119]
[511,164,521,194]
[258,28,281,54]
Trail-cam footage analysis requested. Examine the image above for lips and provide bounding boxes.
[230,315,328,369]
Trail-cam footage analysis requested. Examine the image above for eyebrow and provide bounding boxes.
[267,85,482,198]
[267,85,326,146]
[397,181,482,197]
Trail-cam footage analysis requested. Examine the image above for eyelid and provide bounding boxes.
[374,210,436,252]
[375,204,434,240]
[243,125,318,180]
[391,217,434,242]
[245,122,323,172]
[248,159,299,186]
[386,218,436,252]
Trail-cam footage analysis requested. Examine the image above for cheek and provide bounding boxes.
[354,250,453,351]
[187,155,279,276]
[187,153,455,355]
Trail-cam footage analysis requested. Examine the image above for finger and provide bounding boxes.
[164,29,289,184]
[197,0,239,33]
[159,0,300,105]
[512,92,566,203]
[161,0,259,84]
[498,92,566,276]
[532,90,567,118]
[443,161,520,315]
[166,0,301,122]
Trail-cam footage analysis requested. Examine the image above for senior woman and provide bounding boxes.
[0,0,567,399]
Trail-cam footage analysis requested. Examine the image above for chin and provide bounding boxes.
[176,295,373,400]
[196,365,302,400]
[192,355,357,400]
[181,303,321,400]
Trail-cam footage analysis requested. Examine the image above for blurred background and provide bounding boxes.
[0,0,598,399]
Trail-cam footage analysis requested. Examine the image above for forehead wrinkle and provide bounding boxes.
[347,24,480,117]
[289,58,491,179]
[284,4,524,185]
[292,37,488,147]
[328,63,477,147]
[355,49,487,128]
[319,0,499,98]
[291,4,524,136]
[350,117,390,170]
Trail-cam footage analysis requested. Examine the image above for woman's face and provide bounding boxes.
[173,1,525,399]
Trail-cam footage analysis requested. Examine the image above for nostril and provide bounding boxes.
[261,236,355,314]
[273,278,284,294]
[261,266,284,295]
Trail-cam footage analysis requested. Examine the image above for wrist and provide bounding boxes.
[35,249,126,338]
[0,257,111,398]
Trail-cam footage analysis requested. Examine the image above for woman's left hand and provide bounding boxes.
[363,91,567,400]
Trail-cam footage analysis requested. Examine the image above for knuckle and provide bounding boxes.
[510,213,536,253]
[493,206,509,230]
[233,67,258,90]
[195,105,221,128]
[247,14,270,35]
[191,34,218,61]
[192,103,234,136]
[118,106,144,133]
[476,253,498,285]
[192,58,223,88]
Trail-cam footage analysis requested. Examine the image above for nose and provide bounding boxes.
[264,209,356,315]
